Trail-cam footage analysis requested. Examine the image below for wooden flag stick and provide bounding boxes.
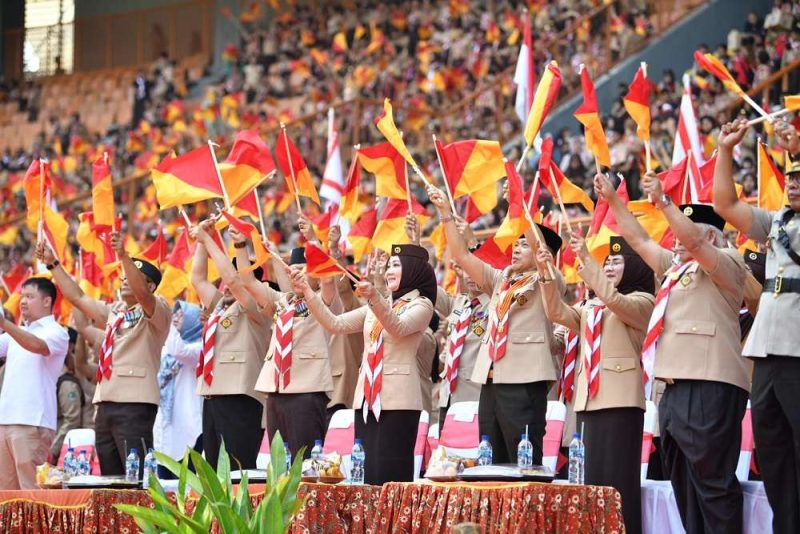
[645,140,652,173]
[254,186,268,238]
[178,206,193,229]
[680,149,692,205]
[526,170,540,213]
[516,144,531,172]
[37,158,45,243]
[280,123,303,213]
[403,160,413,215]
[548,166,575,235]
[748,108,791,126]
[594,156,602,176]
[207,140,232,210]
[431,134,458,214]
[741,92,772,120]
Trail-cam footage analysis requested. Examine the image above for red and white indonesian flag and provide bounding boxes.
[513,13,535,126]
[672,75,705,202]
[320,107,344,205]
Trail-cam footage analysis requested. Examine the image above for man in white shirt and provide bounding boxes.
[0,277,69,489]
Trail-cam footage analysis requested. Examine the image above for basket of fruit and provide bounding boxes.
[301,452,346,484]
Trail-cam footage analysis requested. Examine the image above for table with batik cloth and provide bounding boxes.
[0,480,622,533]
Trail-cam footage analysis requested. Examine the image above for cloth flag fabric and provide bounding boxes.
[672,75,705,193]
[538,138,594,212]
[151,146,223,209]
[156,230,196,303]
[320,108,345,205]
[359,142,407,199]
[91,155,115,230]
[219,130,276,205]
[513,13,536,125]
[523,61,562,148]
[22,159,53,231]
[784,95,800,111]
[339,151,362,223]
[757,141,786,210]
[435,138,506,202]
[78,250,104,301]
[623,66,651,141]
[347,207,378,262]
[694,51,747,98]
[587,179,629,263]
[474,161,529,269]
[140,226,168,267]
[41,207,69,263]
[371,198,430,253]
[374,98,418,168]
[574,68,610,167]
[305,242,345,278]
[275,129,321,205]
[220,211,271,273]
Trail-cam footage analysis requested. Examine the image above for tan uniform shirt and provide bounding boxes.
[744,207,800,358]
[471,265,564,385]
[541,259,654,412]
[652,248,750,392]
[327,279,364,408]
[255,289,334,395]
[417,329,437,414]
[438,293,489,408]
[93,298,171,405]
[305,289,434,411]
[196,299,271,400]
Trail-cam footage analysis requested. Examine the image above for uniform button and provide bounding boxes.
[229,355,235,361]
[525,336,531,341]
[778,267,785,274]
[128,369,133,375]
[615,364,621,371]
[691,326,697,332]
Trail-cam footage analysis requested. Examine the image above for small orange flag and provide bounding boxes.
[305,242,346,278]
[374,98,418,169]
[574,68,611,167]
[275,129,321,205]
[91,155,115,230]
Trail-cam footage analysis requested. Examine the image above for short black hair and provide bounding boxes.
[22,278,57,309]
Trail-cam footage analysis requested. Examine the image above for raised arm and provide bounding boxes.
[189,227,220,309]
[359,280,433,338]
[289,267,366,335]
[228,228,276,313]
[714,118,756,233]
[111,231,156,317]
[571,235,655,331]
[595,173,665,273]
[426,184,488,290]
[534,246,581,331]
[0,315,55,355]
[35,242,108,324]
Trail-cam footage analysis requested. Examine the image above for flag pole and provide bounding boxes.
[254,187,268,238]
[548,166,575,235]
[680,149,692,205]
[431,134,458,214]
[756,139,762,210]
[526,170,540,213]
[280,123,304,213]
[403,160,413,215]
[178,206,193,229]
[516,144,531,173]
[207,140,232,210]
[511,159,556,279]
[37,158,45,243]
[748,108,790,126]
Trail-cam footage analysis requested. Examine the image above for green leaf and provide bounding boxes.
[157,451,204,495]
[177,450,191,513]
[217,440,232,495]
[234,472,253,521]
[146,488,209,534]
[260,490,286,534]
[280,448,305,511]
[190,449,227,505]
[114,505,183,534]
[269,432,287,484]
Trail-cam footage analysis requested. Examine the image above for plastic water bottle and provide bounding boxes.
[478,435,493,466]
[143,448,156,488]
[77,450,90,476]
[568,433,584,484]
[311,440,323,461]
[63,448,76,478]
[517,434,533,469]
[284,442,292,472]
[125,448,140,482]
[350,439,365,484]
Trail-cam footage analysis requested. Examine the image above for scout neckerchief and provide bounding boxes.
[584,304,605,399]
[559,329,580,402]
[488,273,533,362]
[97,313,124,382]
[641,261,696,398]
[274,296,305,391]
[363,298,408,422]
[196,301,228,386]
[444,297,481,395]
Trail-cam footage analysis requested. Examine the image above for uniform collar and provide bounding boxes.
[24,314,56,328]
[394,289,420,303]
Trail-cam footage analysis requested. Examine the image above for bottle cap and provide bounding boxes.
[521,433,527,440]
[284,442,289,447]
[67,447,74,452]
[573,432,580,438]
[481,435,490,442]
[354,438,363,445]
[315,439,322,446]
[130,448,138,454]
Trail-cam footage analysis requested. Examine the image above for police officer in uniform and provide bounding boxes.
[600,171,749,533]
[713,117,800,534]
[190,221,271,469]
[427,183,564,465]
[37,232,171,476]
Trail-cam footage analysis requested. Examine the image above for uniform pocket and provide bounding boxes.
[297,351,327,359]
[117,366,146,378]
[219,351,247,364]
[602,357,637,373]
[508,331,545,344]
[383,364,410,375]
[674,320,716,336]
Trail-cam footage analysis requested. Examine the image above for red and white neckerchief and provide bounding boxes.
[487,274,533,362]
[196,303,227,386]
[558,329,580,402]
[641,261,697,398]
[584,304,605,399]
[363,299,407,422]
[443,297,480,395]
[97,313,125,382]
[273,299,297,391]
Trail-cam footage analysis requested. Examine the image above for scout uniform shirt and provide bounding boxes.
[651,248,750,392]
[471,264,564,385]
[255,289,334,395]
[541,259,654,412]
[93,298,171,405]
[304,289,434,412]
[196,298,271,400]
[743,207,800,358]
[438,292,490,408]
[326,278,364,408]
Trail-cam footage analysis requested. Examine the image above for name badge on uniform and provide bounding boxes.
[680,275,692,287]
[221,318,232,329]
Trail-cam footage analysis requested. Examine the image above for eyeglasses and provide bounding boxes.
[787,174,800,185]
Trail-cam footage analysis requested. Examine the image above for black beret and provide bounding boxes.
[289,247,306,265]
[231,257,264,282]
[131,258,162,287]
[609,236,636,256]
[678,204,726,231]
[390,244,429,261]
[536,224,563,255]
[743,249,766,285]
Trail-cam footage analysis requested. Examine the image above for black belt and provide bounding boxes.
[763,277,800,295]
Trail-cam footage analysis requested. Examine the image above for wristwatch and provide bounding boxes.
[45,260,60,270]
[654,194,672,210]
[233,241,248,249]
[439,213,454,223]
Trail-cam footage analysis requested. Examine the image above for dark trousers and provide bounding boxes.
[478,380,547,464]
[94,402,158,476]
[578,408,644,534]
[660,380,747,534]
[355,408,419,485]
[203,395,263,470]
[266,392,328,460]
[751,355,800,534]
[157,434,203,479]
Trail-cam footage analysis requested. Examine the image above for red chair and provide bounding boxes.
[56,428,100,475]
[413,411,430,480]
[439,401,480,458]
[543,401,566,471]
[737,400,754,482]
[323,409,355,478]
[641,400,658,481]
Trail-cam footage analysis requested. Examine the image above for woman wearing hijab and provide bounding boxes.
[153,301,204,477]
[288,244,435,485]
[536,235,655,534]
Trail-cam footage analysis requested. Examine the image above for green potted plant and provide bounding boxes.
[115,432,306,533]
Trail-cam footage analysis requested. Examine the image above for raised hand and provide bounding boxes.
[297,214,316,242]
[35,241,56,265]
[109,231,126,258]
[569,233,589,261]
[593,173,617,201]
[404,214,420,244]
[775,119,800,155]
[639,171,664,200]
[718,118,749,151]
[426,185,450,214]
[357,280,377,302]
[288,265,310,294]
